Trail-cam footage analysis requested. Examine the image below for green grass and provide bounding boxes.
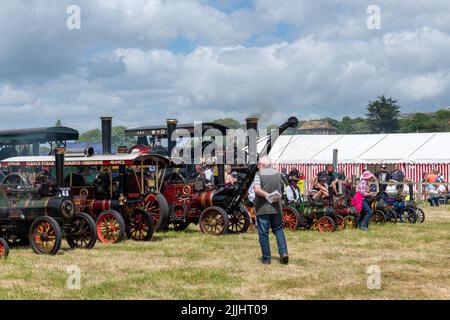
[1,205,449,299]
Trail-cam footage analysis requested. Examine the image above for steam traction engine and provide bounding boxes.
[62,117,164,244]
[0,149,97,255]
[137,116,299,235]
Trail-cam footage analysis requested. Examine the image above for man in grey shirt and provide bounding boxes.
[254,156,289,265]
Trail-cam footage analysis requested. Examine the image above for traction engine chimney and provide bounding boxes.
[166,119,178,158]
[246,117,258,165]
[101,116,113,155]
[55,147,65,189]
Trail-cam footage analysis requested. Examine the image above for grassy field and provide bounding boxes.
[1,204,449,300]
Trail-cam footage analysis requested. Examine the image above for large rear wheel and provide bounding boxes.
[138,193,170,232]
[282,207,301,231]
[199,206,229,235]
[96,210,126,244]
[127,209,155,241]
[29,216,62,255]
[67,212,97,249]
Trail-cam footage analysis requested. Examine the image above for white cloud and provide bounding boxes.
[0,1,450,130]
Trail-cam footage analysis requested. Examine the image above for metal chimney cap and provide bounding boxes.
[55,147,66,155]
[100,116,113,120]
[245,117,259,123]
[166,119,178,124]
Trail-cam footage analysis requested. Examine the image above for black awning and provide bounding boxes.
[0,126,79,145]
[125,122,228,138]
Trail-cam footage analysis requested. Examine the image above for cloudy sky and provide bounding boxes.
[1,0,449,131]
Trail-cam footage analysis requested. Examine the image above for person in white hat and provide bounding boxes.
[356,170,377,231]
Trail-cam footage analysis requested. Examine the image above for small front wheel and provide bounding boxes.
[344,215,357,229]
[0,238,9,259]
[334,214,345,231]
[29,216,62,255]
[317,216,335,232]
[96,210,126,244]
[415,207,425,223]
[127,209,155,241]
[371,210,386,225]
[67,212,97,249]
[228,207,250,234]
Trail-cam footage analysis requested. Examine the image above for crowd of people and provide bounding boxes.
[192,160,448,265]
[422,170,450,207]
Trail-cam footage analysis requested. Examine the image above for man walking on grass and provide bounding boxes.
[253,156,289,265]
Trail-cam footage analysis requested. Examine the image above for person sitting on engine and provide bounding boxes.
[285,175,301,203]
[311,174,329,200]
[224,165,236,187]
[94,166,111,199]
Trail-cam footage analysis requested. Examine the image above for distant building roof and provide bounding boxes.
[298,121,336,130]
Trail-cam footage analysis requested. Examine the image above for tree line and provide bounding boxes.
[213,95,449,134]
[70,95,449,147]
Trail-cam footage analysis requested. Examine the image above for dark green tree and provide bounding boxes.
[112,125,134,148]
[212,118,242,129]
[366,95,401,133]
[79,129,101,143]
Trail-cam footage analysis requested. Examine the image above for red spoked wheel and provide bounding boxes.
[126,209,155,241]
[282,207,301,231]
[137,193,169,232]
[0,238,9,259]
[334,214,345,231]
[344,215,357,229]
[317,216,335,232]
[96,210,126,244]
[29,216,62,255]
[199,206,229,235]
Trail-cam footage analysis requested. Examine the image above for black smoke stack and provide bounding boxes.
[101,116,113,155]
[55,148,65,189]
[246,117,258,165]
[166,119,178,158]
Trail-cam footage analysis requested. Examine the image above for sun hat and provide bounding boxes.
[361,171,374,180]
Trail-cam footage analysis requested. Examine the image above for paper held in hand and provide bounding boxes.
[265,190,282,204]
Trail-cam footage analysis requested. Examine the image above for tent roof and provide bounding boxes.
[266,132,450,164]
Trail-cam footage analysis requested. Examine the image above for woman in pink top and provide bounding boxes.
[356,171,377,231]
